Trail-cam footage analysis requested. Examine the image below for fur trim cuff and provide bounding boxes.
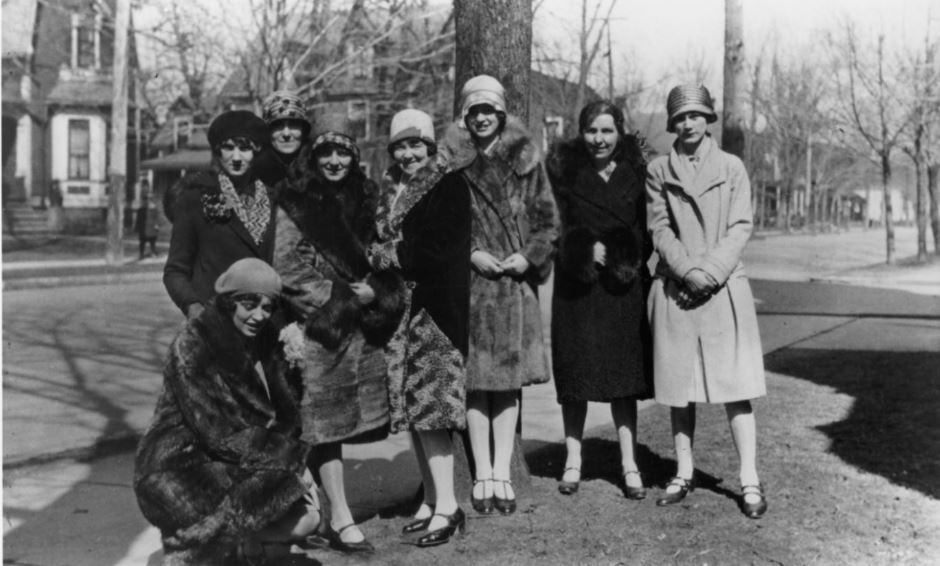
[599,227,642,290]
[360,269,407,345]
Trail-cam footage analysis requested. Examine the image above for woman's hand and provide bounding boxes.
[593,242,607,266]
[684,268,718,297]
[186,302,205,320]
[350,281,376,305]
[471,250,504,278]
[500,253,530,276]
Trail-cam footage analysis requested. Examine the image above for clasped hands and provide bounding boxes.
[471,250,530,279]
[284,279,376,318]
[675,268,719,309]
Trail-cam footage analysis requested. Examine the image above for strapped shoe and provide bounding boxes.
[622,470,647,500]
[416,508,466,548]
[493,479,516,515]
[558,467,581,495]
[471,478,494,514]
[740,483,768,519]
[656,476,694,506]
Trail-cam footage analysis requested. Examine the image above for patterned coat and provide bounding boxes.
[163,171,276,315]
[440,117,560,391]
[372,160,471,432]
[272,150,405,445]
[133,299,309,559]
[547,139,653,403]
[646,135,765,406]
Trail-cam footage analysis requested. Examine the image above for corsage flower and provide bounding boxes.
[279,322,306,369]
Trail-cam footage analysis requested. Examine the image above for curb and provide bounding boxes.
[2,270,163,291]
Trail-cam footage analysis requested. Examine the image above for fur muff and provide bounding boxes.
[599,226,642,291]
[360,268,407,345]
[560,226,599,284]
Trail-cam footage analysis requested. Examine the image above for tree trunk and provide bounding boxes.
[721,0,746,158]
[453,0,534,500]
[914,155,928,261]
[881,152,896,264]
[107,0,131,265]
[928,164,940,254]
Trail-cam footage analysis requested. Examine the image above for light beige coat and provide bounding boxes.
[646,136,765,406]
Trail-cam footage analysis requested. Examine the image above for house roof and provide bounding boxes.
[2,0,37,57]
[47,77,114,106]
[140,149,212,171]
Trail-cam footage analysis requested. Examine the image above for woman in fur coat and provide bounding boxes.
[440,75,559,515]
[272,114,405,552]
[646,85,767,518]
[134,259,320,566]
[547,100,653,499]
[371,109,471,547]
[163,110,275,319]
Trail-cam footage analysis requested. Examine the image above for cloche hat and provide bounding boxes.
[666,84,718,133]
[311,113,360,162]
[387,109,437,154]
[459,74,507,124]
[214,258,282,297]
[207,110,268,149]
[262,90,310,136]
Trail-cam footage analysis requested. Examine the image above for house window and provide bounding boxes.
[68,119,91,180]
[174,118,192,150]
[347,42,373,80]
[71,13,100,69]
[348,100,369,140]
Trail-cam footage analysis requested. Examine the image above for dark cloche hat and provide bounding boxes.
[666,84,718,133]
[207,110,268,148]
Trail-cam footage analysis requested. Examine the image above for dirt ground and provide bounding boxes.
[288,346,940,566]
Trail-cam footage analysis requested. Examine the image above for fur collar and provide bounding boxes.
[547,136,648,189]
[376,159,445,240]
[440,115,541,176]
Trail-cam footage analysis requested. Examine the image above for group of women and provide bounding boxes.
[134,78,768,566]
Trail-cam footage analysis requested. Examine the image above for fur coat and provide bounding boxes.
[272,150,404,444]
[372,160,471,432]
[547,138,652,403]
[646,135,765,406]
[439,116,560,391]
[163,171,276,315]
[133,299,309,559]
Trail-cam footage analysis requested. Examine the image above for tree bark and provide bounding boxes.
[107,0,131,266]
[453,0,534,499]
[881,152,896,264]
[721,0,746,158]
[928,164,940,254]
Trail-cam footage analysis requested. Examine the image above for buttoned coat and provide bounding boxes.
[646,136,765,406]
[440,116,560,391]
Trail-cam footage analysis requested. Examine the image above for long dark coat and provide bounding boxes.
[547,139,653,403]
[133,299,309,559]
[372,160,471,432]
[163,171,276,314]
[646,135,765,406]
[440,116,560,392]
[272,149,405,445]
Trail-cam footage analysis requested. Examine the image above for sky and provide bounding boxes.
[534,0,937,97]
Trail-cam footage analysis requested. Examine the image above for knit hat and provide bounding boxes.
[214,258,282,297]
[666,84,718,133]
[311,113,360,162]
[387,109,436,154]
[207,110,268,148]
[459,74,507,123]
[262,90,311,136]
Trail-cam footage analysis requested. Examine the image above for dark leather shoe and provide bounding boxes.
[416,508,466,548]
[656,476,694,506]
[558,467,580,495]
[622,470,647,500]
[493,480,516,514]
[402,516,432,534]
[471,479,494,514]
[740,484,768,519]
[325,523,374,553]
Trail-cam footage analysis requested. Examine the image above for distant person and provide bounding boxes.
[547,100,653,499]
[135,183,159,259]
[646,84,768,518]
[272,114,404,553]
[134,258,321,565]
[255,90,311,187]
[163,110,275,319]
[371,109,471,546]
[440,75,559,515]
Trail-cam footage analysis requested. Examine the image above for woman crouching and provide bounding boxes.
[134,258,320,565]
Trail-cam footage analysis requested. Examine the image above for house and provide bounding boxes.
[1,0,141,234]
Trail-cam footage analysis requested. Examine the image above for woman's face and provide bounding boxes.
[673,112,709,147]
[582,113,620,165]
[315,145,354,182]
[219,138,256,178]
[465,104,500,143]
[270,119,305,156]
[391,139,430,175]
[231,293,274,337]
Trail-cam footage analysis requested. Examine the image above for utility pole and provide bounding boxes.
[722,0,746,158]
[106,0,130,265]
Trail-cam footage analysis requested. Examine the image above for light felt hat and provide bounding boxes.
[388,109,436,154]
[214,258,282,297]
[459,74,507,124]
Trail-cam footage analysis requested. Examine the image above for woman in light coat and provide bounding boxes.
[646,84,767,519]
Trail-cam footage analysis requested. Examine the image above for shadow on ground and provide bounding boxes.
[765,348,940,499]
